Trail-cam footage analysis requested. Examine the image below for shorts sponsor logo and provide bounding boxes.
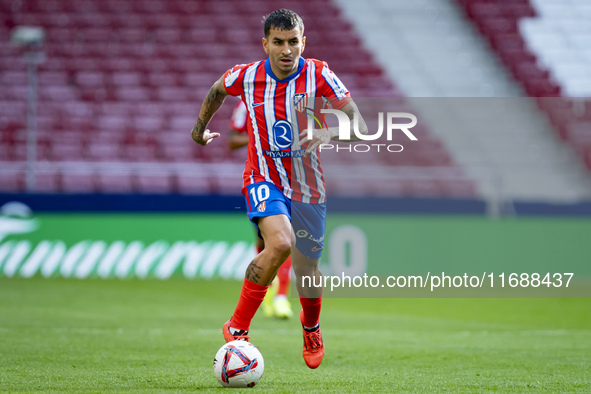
[296,229,324,244]
[296,230,309,238]
[308,234,324,244]
[312,246,323,252]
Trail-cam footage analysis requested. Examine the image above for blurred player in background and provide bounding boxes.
[228,100,293,319]
[191,9,367,369]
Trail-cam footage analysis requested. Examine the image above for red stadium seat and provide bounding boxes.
[96,173,135,193]
[131,116,166,133]
[160,144,197,162]
[35,172,61,193]
[177,175,211,194]
[0,173,24,191]
[116,28,148,43]
[96,115,129,132]
[85,143,122,161]
[211,175,244,195]
[1,71,27,85]
[49,141,86,161]
[116,87,152,101]
[122,143,159,162]
[76,71,106,88]
[147,73,180,88]
[61,172,97,193]
[110,72,144,86]
[136,174,174,194]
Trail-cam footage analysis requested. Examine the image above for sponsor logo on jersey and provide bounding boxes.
[263,149,305,158]
[271,120,293,150]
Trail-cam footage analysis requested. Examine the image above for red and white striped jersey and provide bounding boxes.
[223,57,351,204]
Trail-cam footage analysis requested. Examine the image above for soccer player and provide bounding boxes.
[191,9,367,369]
[228,100,294,320]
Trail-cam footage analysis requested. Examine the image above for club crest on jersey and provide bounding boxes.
[294,93,308,112]
[271,120,293,150]
[257,201,266,212]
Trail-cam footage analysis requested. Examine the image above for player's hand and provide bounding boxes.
[192,129,220,146]
[299,128,331,157]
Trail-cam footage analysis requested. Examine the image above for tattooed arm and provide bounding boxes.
[191,75,228,146]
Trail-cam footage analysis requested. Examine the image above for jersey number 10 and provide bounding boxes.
[249,184,270,207]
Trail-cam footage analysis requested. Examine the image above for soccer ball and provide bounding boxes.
[213,340,265,388]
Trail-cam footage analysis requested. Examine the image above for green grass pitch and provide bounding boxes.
[1,278,590,392]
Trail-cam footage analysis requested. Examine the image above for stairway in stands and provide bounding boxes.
[457,0,591,183]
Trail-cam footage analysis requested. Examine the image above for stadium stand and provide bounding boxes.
[0,0,475,198]
[456,0,591,173]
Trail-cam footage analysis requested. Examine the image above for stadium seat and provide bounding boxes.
[0,173,24,191]
[110,72,144,87]
[176,175,211,194]
[211,175,244,196]
[136,174,174,194]
[61,172,98,193]
[85,143,122,162]
[34,172,61,192]
[94,173,130,193]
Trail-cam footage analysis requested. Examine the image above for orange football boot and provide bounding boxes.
[300,310,324,369]
[222,319,250,342]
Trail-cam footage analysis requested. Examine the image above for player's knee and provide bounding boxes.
[266,236,291,263]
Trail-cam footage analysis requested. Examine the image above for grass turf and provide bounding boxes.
[0,278,590,392]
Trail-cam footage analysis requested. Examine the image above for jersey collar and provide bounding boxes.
[264,57,305,83]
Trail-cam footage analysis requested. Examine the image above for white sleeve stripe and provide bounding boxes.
[225,69,241,89]
[321,65,349,98]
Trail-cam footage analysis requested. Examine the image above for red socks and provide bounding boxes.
[276,256,291,296]
[231,244,294,330]
[231,278,268,331]
[299,292,322,328]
